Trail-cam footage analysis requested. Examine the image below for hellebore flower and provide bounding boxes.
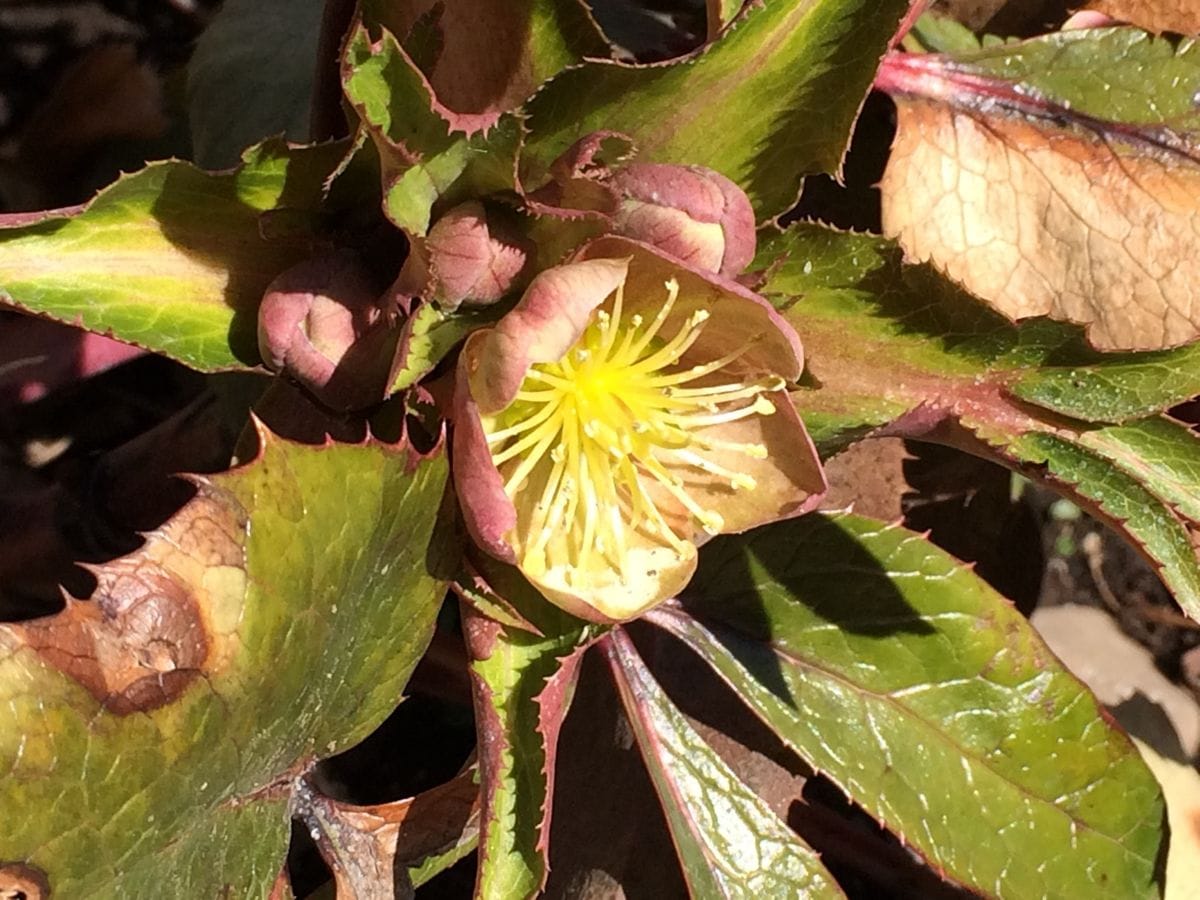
[453,236,826,622]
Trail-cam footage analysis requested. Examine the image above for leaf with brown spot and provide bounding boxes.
[0,424,450,897]
[877,29,1200,350]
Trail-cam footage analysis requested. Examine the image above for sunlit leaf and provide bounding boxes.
[522,0,911,220]
[0,426,450,897]
[604,629,845,899]
[0,141,342,371]
[650,512,1167,898]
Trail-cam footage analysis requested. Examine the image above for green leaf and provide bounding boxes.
[764,223,1200,438]
[911,27,1200,126]
[904,10,983,53]
[187,0,325,168]
[391,300,508,393]
[1009,344,1200,423]
[521,0,911,220]
[707,0,745,37]
[0,141,342,371]
[761,222,1200,620]
[1011,430,1200,619]
[1075,417,1200,521]
[0,426,450,897]
[342,22,522,234]
[463,563,602,899]
[650,512,1166,899]
[604,629,846,899]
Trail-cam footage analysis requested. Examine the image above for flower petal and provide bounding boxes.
[453,331,518,563]
[521,537,697,624]
[679,388,827,535]
[467,257,630,414]
[610,164,757,276]
[579,236,803,379]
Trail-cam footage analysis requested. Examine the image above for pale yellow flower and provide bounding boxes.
[453,237,825,621]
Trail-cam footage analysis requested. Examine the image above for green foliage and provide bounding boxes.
[464,564,600,899]
[0,141,343,371]
[654,513,1165,898]
[522,0,912,220]
[606,630,844,899]
[919,26,1200,125]
[342,23,523,235]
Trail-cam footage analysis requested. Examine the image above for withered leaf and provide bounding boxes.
[0,424,450,898]
[878,31,1200,351]
[296,768,480,898]
[1089,0,1200,34]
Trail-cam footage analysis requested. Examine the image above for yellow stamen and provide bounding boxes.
[483,277,785,578]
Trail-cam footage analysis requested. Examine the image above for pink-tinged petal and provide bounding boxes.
[706,169,757,275]
[615,204,725,273]
[611,163,726,225]
[467,257,629,413]
[578,236,803,379]
[609,164,757,276]
[256,251,393,410]
[1062,10,1116,29]
[453,332,518,563]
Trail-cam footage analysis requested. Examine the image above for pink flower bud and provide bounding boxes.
[395,202,531,311]
[608,163,757,277]
[257,251,392,410]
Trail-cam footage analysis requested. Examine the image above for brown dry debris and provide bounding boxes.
[8,482,246,715]
[0,862,50,900]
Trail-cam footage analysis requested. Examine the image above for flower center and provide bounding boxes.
[484,278,784,581]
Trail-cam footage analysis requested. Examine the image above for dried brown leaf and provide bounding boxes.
[297,770,480,899]
[1089,0,1200,33]
[880,53,1200,350]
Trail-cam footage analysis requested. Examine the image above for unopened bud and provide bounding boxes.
[609,163,756,277]
[395,202,531,311]
[257,250,392,410]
